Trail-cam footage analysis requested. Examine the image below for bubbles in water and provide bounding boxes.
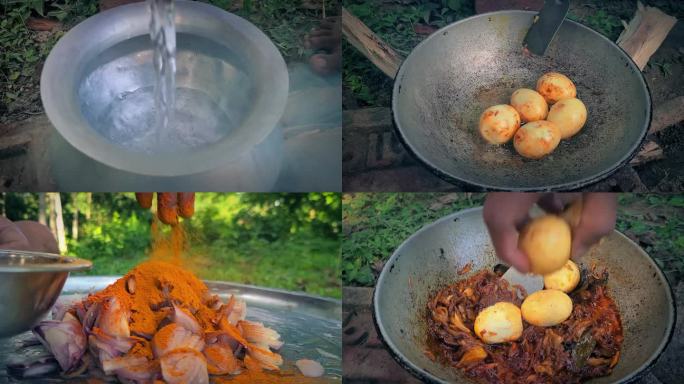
[96,87,232,153]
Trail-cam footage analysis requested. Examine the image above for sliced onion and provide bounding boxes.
[160,348,209,384]
[96,296,130,338]
[295,359,325,377]
[152,323,204,358]
[238,320,283,350]
[171,304,202,335]
[32,314,87,373]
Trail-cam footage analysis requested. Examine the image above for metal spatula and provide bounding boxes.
[502,266,544,295]
[523,0,570,56]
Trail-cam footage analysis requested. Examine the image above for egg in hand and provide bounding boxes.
[479,104,521,144]
[474,302,523,344]
[518,214,572,275]
[521,289,573,327]
[510,88,548,122]
[536,72,576,104]
[544,260,581,293]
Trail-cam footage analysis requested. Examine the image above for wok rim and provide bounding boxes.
[372,207,676,384]
[391,10,652,191]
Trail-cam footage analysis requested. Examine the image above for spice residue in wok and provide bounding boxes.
[426,267,623,383]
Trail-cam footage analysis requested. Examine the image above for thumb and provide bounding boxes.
[486,221,530,273]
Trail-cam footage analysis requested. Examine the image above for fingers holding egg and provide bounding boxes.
[536,72,576,104]
[547,98,587,139]
[510,88,548,122]
[513,120,561,159]
[543,260,581,293]
[479,104,521,144]
[521,290,573,327]
[474,302,523,344]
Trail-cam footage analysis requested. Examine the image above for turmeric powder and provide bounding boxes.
[85,260,213,337]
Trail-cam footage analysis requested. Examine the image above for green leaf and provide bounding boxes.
[9,71,20,81]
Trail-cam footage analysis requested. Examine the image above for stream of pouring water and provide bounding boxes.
[149,0,176,145]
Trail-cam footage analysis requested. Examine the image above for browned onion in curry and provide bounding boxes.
[426,268,623,384]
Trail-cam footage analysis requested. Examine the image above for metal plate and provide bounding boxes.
[392,11,650,190]
[0,276,342,382]
[374,207,675,383]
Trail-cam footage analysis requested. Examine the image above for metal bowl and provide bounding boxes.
[392,11,650,190]
[0,250,92,338]
[42,0,288,177]
[374,207,675,383]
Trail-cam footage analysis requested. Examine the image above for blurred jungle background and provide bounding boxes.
[0,0,339,124]
[0,192,342,298]
[342,193,684,287]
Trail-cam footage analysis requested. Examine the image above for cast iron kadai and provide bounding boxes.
[373,207,674,383]
[392,11,650,190]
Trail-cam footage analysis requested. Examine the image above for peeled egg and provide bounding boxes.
[547,98,587,139]
[543,260,580,293]
[510,88,548,122]
[513,120,561,159]
[474,302,523,344]
[479,104,521,144]
[521,289,573,327]
[536,72,576,104]
[518,214,572,275]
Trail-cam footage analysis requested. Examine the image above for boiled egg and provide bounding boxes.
[513,120,561,159]
[521,289,573,327]
[518,214,572,275]
[543,260,580,293]
[536,72,576,104]
[474,302,523,344]
[547,98,587,139]
[510,88,548,122]
[479,104,521,144]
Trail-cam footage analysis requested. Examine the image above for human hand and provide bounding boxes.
[483,193,617,273]
[135,193,195,225]
[0,217,59,254]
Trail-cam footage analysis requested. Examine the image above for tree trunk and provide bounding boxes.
[71,193,79,241]
[49,193,67,254]
[0,193,5,216]
[85,193,92,219]
[48,195,57,239]
[39,193,47,225]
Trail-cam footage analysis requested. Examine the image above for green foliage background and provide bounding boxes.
[1,192,342,298]
[342,193,684,287]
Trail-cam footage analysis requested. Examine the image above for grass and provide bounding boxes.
[342,193,684,287]
[342,193,484,286]
[342,0,474,107]
[616,194,684,281]
[75,232,341,299]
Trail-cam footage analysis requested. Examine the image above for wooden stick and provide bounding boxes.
[631,95,684,166]
[617,1,677,70]
[631,141,664,165]
[342,7,402,78]
[649,96,684,134]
